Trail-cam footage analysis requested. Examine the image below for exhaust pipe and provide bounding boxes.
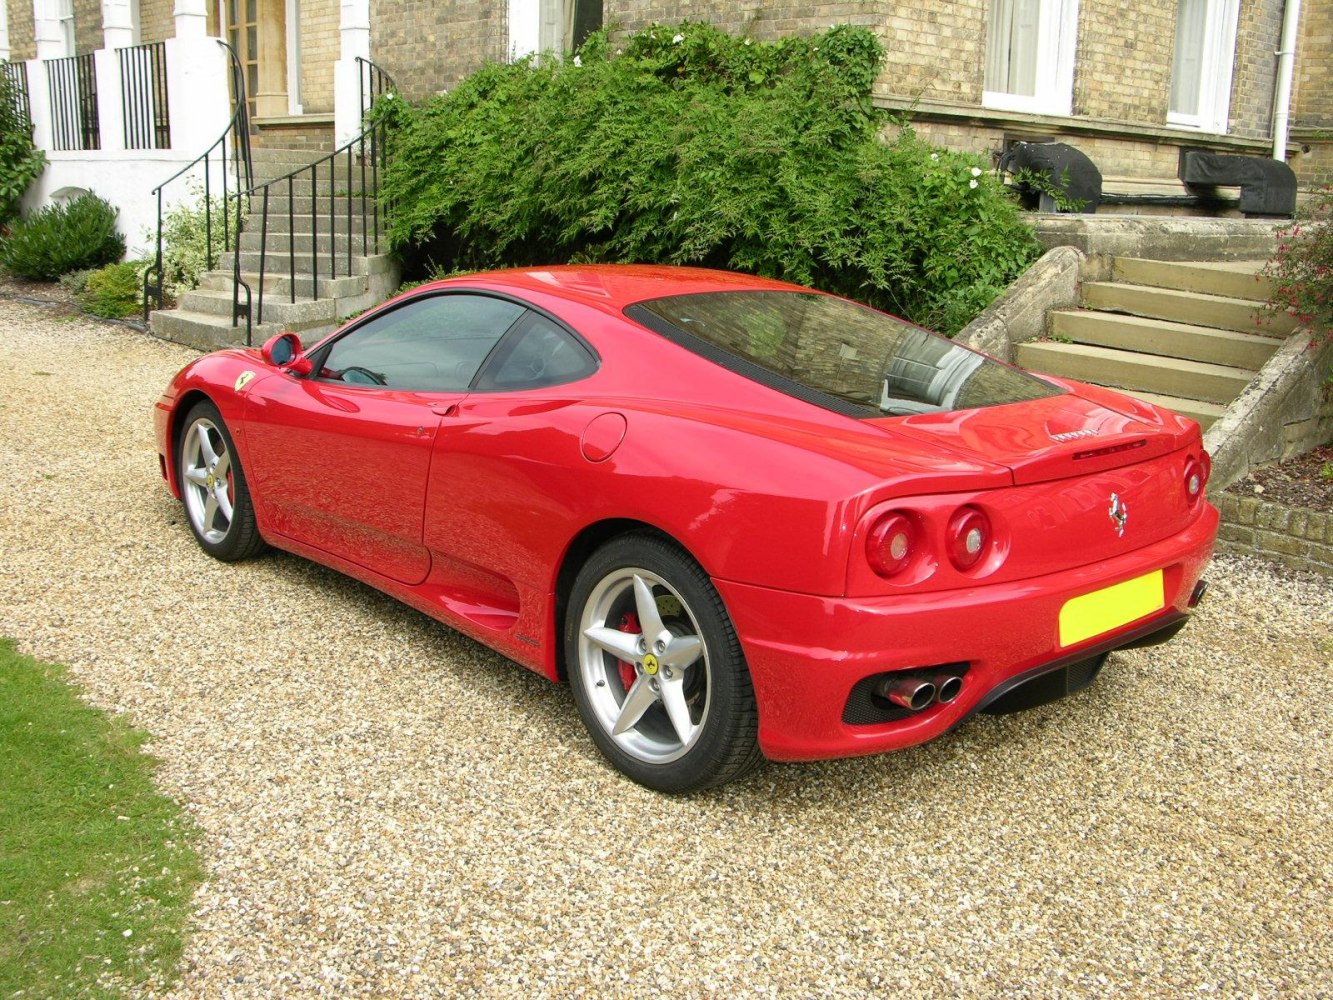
[923,672,964,705]
[877,676,936,712]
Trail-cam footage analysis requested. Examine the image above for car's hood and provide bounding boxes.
[868,384,1199,486]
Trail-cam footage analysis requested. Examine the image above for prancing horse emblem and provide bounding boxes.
[1108,492,1128,537]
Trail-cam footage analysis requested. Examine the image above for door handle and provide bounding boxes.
[431,403,459,417]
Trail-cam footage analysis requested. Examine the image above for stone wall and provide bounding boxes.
[7,0,35,61]
[1214,493,1333,577]
[299,0,339,114]
[138,0,176,44]
[370,0,506,102]
[1072,0,1174,123]
[73,0,102,55]
[1229,0,1284,140]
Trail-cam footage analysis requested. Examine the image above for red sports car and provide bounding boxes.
[154,266,1217,792]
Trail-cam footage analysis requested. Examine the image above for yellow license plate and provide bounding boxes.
[1058,570,1164,647]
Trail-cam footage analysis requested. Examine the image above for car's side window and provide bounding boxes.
[317,294,527,391]
[474,312,597,392]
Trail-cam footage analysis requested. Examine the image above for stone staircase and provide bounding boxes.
[150,146,399,352]
[1017,258,1296,430]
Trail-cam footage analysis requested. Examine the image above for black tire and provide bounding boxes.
[565,533,762,793]
[177,400,266,562]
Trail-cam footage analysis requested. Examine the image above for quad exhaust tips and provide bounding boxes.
[875,671,965,712]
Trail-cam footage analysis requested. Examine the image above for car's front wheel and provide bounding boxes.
[178,400,265,562]
[566,534,762,793]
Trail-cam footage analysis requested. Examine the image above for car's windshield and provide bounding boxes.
[628,290,1063,417]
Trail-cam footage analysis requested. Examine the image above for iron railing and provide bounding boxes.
[2,60,31,126]
[143,41,252,322]
[46,52,99,151]
[118,41,170,150]
[228,57,397,343]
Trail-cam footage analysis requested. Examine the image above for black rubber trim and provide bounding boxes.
[969,610,1189,716]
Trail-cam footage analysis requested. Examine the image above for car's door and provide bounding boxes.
[243,292,528,584]
[423,308,600,600]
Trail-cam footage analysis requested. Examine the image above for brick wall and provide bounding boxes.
[7,0,35,61]
[1293,0,1332,130]
[138,0,177,45]
[1072,0,1174,123]
[73,0,102,55]
[1229,0,1284,139]
[1214,493,1333,577]
[370,0,506,103]
[299,0,339,113]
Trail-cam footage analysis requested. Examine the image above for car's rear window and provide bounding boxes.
[626,290,1063,417]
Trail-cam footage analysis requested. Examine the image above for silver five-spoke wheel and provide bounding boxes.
[566,534,761,793]
[182,417,234,544]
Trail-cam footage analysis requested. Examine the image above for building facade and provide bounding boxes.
[0,0,1327,239]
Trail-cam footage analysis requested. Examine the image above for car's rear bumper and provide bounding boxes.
[715,502,1218,762]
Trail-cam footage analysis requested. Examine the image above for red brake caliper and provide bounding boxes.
[617,612,641,692]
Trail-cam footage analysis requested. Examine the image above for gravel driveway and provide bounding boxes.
[2,305,1331,998]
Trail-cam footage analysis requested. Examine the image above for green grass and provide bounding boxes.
[0,639,202,998]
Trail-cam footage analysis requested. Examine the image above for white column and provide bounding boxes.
[34,0,72,60]
[102,0,138,50]
[333,0,371,145]
[173,0,208,39]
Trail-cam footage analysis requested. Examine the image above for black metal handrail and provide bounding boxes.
[118,41,170,150]
[1,61,31,127]
[142,40,252,323]
[229,57,397,344]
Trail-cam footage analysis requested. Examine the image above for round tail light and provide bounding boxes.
[946,506,991,571]
[1184,453,1210,503]
[866,511,917,578]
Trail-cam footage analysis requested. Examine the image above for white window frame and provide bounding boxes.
[1167,0,1239,133]
[982,0,1080,117]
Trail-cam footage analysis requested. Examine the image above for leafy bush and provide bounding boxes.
[0,193,125,280]
[377,23,1039,334]
[0,70,45,229]
[78,260,148,318]
[150,187,234,297]
[1263,186,1332,337]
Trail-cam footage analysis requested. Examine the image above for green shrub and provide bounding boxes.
[0,70,45,229]
[149,187,234,297]
[0,193,125,280]
[377,23,1039,334]
[78,260,148,318]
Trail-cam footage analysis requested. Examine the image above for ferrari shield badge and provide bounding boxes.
[234,370,256,392]
[1108,492,1128,537]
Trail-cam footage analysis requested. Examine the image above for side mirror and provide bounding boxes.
[260,332,312,375]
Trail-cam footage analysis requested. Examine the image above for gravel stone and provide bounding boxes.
[2,304,1331,998]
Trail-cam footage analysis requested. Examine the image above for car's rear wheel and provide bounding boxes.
[178,401,265,562]
[566,534,762,793]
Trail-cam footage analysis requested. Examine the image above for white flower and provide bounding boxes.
[970,166,982,177]
[572,55,582,67]
[383,92,394,101]
[673,33,684,44]
[969,179,979,189]
[930,152,939,161]
[744,39,753,46]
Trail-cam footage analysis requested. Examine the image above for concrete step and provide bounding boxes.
[198,269,369,300]
[244,212,373,236]
[1049,310,1281,370]
[239,230,388,255]
[149,308,284,351]
[177,286,340,327]
[1017,341,1254,405]
[237,249,395,278]
[242,194,381,216]
[1111,257,1274,302]
[1081,282,1297,336]
[1116,389,1228,430]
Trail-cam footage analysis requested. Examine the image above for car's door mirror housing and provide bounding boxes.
[261,332,313,375]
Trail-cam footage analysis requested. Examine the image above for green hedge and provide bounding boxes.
[0,193,125,281]
[378,23,1040,334]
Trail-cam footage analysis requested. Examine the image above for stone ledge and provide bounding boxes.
[1213,492,1333,576]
